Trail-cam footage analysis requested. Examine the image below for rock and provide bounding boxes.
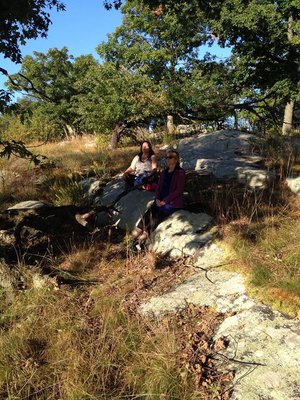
[140,264,300,400]
[7,200,48,211]
[215,306,300,400]
[150,210,214,257]
[179,130,275,189]
[80,177,103,199]
[140,270,254,316]
[286,176,300,195]
[100,176,126,206]
[112,189,155,231]
[91,175,155,231]
[193,241,227,269]
[176,124,202,135]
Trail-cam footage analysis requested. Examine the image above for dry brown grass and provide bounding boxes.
[0,135,136,210]
[0,239,231,400]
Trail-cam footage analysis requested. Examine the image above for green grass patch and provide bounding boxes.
[226,200,300,316]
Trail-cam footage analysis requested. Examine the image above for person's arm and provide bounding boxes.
[155,171,164,201]
[124,155,138,175]
[162,170,185,204]
[151,154,158,171]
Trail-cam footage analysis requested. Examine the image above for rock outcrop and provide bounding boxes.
[140,247,300,400]
[179,130,275,189]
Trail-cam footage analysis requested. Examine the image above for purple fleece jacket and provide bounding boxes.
[155,167,185,209]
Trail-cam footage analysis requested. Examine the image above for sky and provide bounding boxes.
[0,0,231,93]
[0,0,123,88]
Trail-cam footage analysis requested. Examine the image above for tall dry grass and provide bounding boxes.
[0,136,136,210]
[0,250,216,400]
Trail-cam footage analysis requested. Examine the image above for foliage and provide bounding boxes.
[72,61,166,133]
[228,199,300,316]
[0,140,50,166]
[103,0,299,129]
[98,0,237,124]
[5,48,82,138]
[49,176,87,206]
[0,0,65,63]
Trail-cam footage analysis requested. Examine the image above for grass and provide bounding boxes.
[224,196,300,316]
[0,246,227,400]
[0,135,135,210]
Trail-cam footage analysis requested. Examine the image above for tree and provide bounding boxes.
[0,0,65,163]
[99,0,238,128]
[72,61,166,148]
[104,0,300,133]
[6,48,84,139]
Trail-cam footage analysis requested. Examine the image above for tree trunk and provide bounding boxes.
[166,115,175,135]
[109,121,126,149]
[282,100,294,135]
[63,124,76,139]
[282,14,294,136]
[233,110,238,130]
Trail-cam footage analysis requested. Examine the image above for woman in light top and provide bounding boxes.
[123,141,158,187]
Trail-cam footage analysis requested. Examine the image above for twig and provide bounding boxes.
[214,351,267,367]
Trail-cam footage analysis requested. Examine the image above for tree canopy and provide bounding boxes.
[0,0,299,148]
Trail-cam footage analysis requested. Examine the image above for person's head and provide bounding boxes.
[139,140,154,160]
[166,150,180,169]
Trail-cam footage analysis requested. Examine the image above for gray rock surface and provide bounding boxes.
[100,176,127,206]
[91,176,155,231]
[179,130,275,188]
[150,210,213,257]
[140,252,300,400]
[216,306,300,400]
[112,189,155,231]
[286,176,300,195]
[7,200,48,210]
[80,177,103,199]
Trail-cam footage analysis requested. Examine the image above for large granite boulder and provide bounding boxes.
[111,189,155,231]
[150,210,214,257]
[92,176,155,231]
[179,130,275,189]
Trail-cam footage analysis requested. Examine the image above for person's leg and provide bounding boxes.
[132,227,142,239]
[136,205,178,243]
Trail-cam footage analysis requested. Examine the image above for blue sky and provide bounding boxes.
[0,0,122,87]
[0,0,231,92]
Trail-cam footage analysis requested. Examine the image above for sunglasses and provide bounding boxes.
[166,156,176,160]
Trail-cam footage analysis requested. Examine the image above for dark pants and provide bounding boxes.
[124,172,159,188]
[137,203,178,234]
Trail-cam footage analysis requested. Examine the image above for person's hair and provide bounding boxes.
[138,140,155,161]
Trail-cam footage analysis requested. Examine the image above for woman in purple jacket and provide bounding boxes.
[133,150,185,242]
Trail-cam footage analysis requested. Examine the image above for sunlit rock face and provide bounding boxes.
[179,130,275,189]
[150,210,213,257]
[286,176,300,195]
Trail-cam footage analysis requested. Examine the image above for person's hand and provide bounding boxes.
[156,199,166,207]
